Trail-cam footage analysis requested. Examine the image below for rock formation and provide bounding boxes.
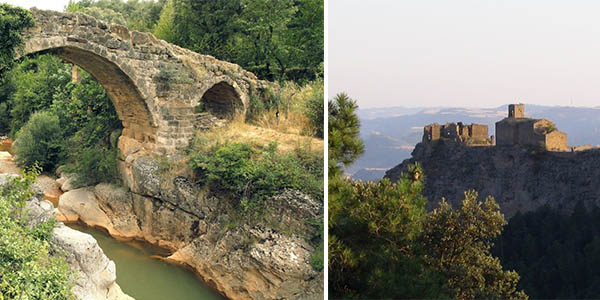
[386,140,600,219]
[55,156,324,300]
[0,174,133,300]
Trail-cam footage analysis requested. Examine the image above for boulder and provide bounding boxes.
[57,187,112,228]
[52,224,134,300]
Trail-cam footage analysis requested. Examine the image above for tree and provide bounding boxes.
[13,110,65,172]
[7,55,71,135]
[328,93,364,176]
[329,165,446,299]
[0,4,34,78]
[421,191,527,300]
[328,92,526,299]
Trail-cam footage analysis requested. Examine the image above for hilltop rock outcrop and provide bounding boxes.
[386,140,600,219]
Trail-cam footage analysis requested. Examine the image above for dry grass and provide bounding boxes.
[196,118,323,155]
[254,80,322,137]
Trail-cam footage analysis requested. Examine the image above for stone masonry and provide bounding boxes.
[21,9,274,154]
[495,104,567,151]
[423,122,491,145]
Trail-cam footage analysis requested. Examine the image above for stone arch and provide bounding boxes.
[199,80,245,120]
[21,41,157,145]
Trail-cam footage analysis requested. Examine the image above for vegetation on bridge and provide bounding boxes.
[67,0,323,83]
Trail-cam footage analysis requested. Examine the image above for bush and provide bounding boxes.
[13,110,65,172]
[65,146,119,186]
[190,141,323,210]
[0,167,73,299]
[304,86,323,138]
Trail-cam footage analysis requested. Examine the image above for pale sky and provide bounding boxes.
[2,0,68,11]
[329,0,600,108]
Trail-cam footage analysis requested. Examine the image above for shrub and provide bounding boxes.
[13,110,65,172]
[304,86,323,138]
[190,141,324,210]
[0,167,73,299]
[65,146,119,186]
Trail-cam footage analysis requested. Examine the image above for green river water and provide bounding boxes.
[68,224,225,300]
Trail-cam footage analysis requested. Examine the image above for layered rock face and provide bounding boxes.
[56,154,324,300]
[386,140,600,219]
[0,174,133,300]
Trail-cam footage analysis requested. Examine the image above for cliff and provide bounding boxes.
[385,140,600,219]
[55,147,324,300]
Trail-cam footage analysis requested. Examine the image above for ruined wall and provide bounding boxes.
[470,124,488,140]
[423,123,441,142]
[424,122,490,145]
[496,120,517,146]
[516,120,545,146]
[545,131,568,151]
[509,104,525,118]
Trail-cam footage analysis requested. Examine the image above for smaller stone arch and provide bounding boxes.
[200,81,244,120]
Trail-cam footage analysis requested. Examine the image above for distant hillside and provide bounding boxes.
[349,105,600,180]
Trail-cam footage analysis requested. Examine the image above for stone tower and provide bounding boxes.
[508,104,525,118]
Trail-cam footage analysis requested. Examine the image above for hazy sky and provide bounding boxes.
[2,0,68,11]
[329,0,600,108]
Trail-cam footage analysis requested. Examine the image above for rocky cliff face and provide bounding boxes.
[386,140,600,219]
[56,148,324,300]
[0,174,133,300]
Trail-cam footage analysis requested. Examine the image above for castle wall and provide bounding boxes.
[443,123,458,138]
[471,124,488,140]
[545,131,567,151]
[509,104,525,118]
[495,121,517,146]
[516,121,545,146]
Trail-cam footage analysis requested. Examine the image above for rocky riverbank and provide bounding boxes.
[0,174,133,300]
[54,137,324,300]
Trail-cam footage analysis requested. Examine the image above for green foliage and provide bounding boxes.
[421,191,527,300]
[493,202,600,299]
[5,54,121,182]
[0,167,73,299]
[304,81,323,138]
[328,93,364,176]
[246,86,283,123]
[157,0,322,83]
[308,218,324,270]
[6,55,71,135]
[190,141,323,211]
[544,122,557,133]
[328,96,525,299]
[66,0,166,32]
[65,146,119,186]
[0,4,34,77]
[13,110,65,172]
[329,164,444,298]
[153,0,176,42]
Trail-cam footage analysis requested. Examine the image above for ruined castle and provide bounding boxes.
[423,122,492,145]
[495,104,567,151]
[422,104,568,151]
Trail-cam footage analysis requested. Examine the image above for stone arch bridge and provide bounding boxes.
[21,9,272,154]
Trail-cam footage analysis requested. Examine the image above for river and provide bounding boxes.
[1,138,225,300]
[69,223,225,300]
